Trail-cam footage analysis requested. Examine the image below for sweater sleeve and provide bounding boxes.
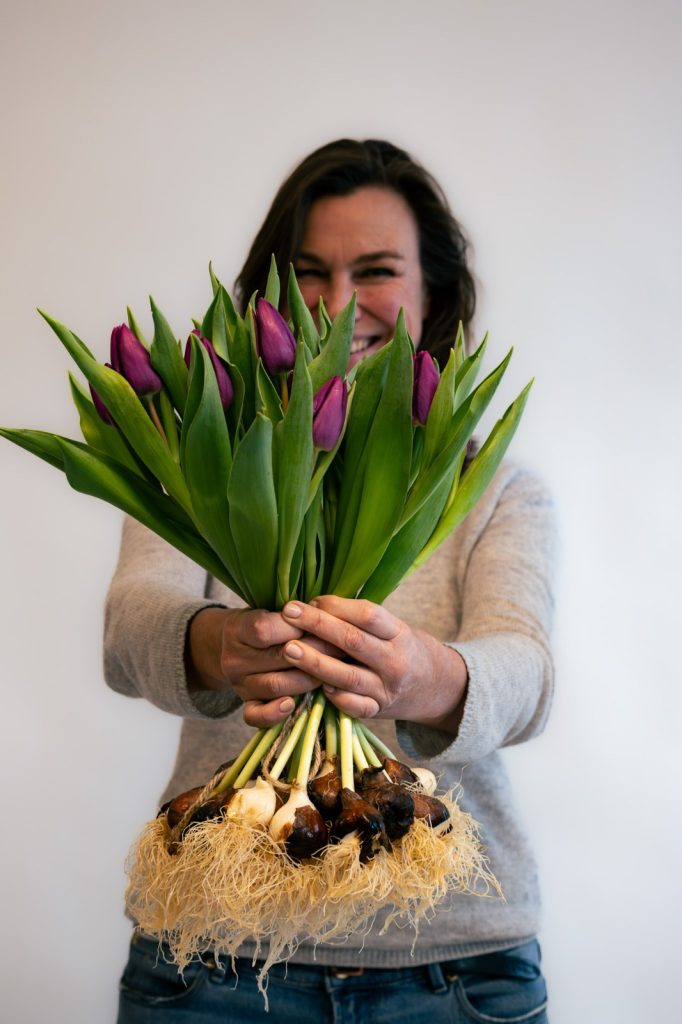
[396,467,557,765]
[103,516,242,719]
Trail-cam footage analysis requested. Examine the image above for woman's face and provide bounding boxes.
[294,186,429,368]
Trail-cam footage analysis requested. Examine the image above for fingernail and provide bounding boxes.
[323,685,336,694]
[285,642,303,659]
[283,602,302,618]
[279,698,295,713]
[309,599,320,608]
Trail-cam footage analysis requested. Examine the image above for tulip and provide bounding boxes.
[312,375,347,451]
[269,785,328,860]
[90,367,115,425]
[110,324,162,397]
[254,298,296,375]
[184,330,234,410]
[225,777,277,827]
[412,350,439,425]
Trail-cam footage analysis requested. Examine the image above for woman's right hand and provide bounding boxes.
[185,606,323,726]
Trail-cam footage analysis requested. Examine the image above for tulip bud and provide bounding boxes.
[254,298,296,375]
[412,351,439,425]
[312,375,347,451]
[90,367,115,425]
[184,330,234,410]
[110,324,162,397]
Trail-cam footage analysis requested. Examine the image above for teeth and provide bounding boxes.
[350,338,374,354]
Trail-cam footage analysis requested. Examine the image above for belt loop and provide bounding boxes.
[426,961,448,994]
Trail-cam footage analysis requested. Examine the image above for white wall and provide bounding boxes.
[1,2,680,1021]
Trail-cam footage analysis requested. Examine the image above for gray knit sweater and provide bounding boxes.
[104,461,556,966]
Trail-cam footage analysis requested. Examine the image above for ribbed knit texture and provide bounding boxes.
[104,462,556,967]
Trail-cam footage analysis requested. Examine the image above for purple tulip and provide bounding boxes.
[184,331,234,411]
[110,324,162,397]
[90,367,115,425]
[312,376,348,451]
[254,298,297,375]
[412,351,440,425]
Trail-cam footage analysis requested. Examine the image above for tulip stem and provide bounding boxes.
[352,724,369,772]
[279,374,289,412]
[339,711,355,791]
[269,706,310,781]
[232,721,285,789]
[212,729,266,794]
[355,724,382,768]
[357,723,396,761]
[296,691,327,789]
[324,701,338,757]
[145,397,168,444]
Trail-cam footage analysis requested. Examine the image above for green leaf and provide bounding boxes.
[148,297,189,415]
[265,254,280,309]
[454,332,487,409]
[399,347,513,528]
[273,341,314,604]
[287,265,319,355]
[453,321,465,372]
[201,288,229,360]
[359,468,455,603]
[182,337,252,601]
[255,359,283,423]
[68,374,146,477]
[329,313,414,597]
[0,428,229,579]
[127,306,148,346]
[39,311,193,514]
[308,292,356,392]
[413,380,533,569]
[227,415,278,608]
[318,297,332,344]
[209,262,220,297]
[421,348,456,471]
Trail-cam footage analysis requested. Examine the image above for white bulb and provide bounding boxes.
[226,777,277,827]
[269,785,313,845]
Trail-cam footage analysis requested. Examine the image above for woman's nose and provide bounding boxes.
[323,273,356,321]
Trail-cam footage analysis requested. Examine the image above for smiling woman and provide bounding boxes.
[108,139,555,1024]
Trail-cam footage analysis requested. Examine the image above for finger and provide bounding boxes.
[233,668,318,703]
[281,601,389,668]
[242,697,296,729]
[309,596,401,641]
[322,686,380,720]
[282,639,383,702]
[237,609,303,650]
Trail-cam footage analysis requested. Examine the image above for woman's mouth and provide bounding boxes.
[350,335,381,355]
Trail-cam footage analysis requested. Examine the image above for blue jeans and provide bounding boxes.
[117,932,548,1023]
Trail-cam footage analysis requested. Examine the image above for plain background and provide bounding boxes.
[1,2,680,1021]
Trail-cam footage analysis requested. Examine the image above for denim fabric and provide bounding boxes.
[117,932,548,1023]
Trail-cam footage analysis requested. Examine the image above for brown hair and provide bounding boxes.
[234,139,476,366]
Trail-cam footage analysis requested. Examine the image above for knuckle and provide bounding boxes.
[249,617,273,647]
[347,666,364,693]
[343,626,365,653]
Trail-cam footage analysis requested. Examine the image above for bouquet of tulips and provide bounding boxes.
[1,259,530,981]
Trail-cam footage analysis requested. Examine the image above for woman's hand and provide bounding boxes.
[280,596,469,733]
[186,607,328,727]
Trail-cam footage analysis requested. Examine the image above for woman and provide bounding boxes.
[110,139,555,1023]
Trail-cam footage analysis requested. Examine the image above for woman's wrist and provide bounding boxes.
[409,643,469,735]
[184,607,230,692]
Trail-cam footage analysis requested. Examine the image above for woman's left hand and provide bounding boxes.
[280,595,469,732]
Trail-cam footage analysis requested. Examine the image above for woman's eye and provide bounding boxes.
[357,266,395,280]
[294,267,323,279]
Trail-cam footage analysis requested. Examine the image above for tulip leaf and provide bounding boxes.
[329,314,414,597]
[68,374,147,477]
[255,359,283,423]
[304,484,325,600]
[126,306,149,347]
[453,321,465,373]
[0,427,71,471]
[39,311,193,515]
[158,390,180,462]
[273,341,314,604]
[227,414,278,608]
[225,358,245,443]
[182,337,252,600]
[422,347,457,471]
[318,297,332,345]
[400,347,514,528]
[201,288,229,360]
[265,255,280,310]
[413,380,533,570]
[454,333,488,409]
[308,292,356,392]
[359,468,456,604]
[148,298,189,416]
[287,265,319,355]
